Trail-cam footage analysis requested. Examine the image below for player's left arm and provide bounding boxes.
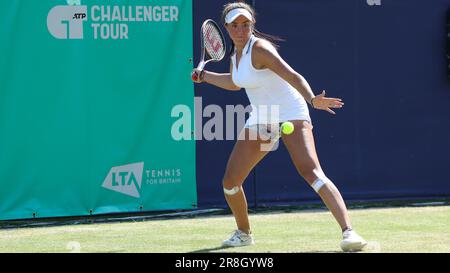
[252,40,343,114]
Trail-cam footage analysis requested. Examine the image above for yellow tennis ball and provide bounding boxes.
[281,121,294,135]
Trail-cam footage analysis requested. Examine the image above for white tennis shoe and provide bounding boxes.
[222,230,255,247]
[340,229,367,252]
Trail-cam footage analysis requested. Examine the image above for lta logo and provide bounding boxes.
[47,5,87,39]
[102,162,144,198]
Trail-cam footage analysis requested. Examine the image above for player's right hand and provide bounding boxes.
[191,69,203,83]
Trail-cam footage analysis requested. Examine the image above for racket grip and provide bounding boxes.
[192,61,206,82]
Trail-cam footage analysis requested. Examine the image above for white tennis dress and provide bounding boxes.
[231,35,311,127]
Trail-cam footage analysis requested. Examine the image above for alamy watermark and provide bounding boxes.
[171,97,283,151]
[366,0,381,6]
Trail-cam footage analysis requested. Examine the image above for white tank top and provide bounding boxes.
[231,35,311,126]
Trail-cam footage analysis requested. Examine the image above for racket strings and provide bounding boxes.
[202,22,225,61]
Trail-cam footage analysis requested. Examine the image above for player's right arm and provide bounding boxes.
[192,63,241,91]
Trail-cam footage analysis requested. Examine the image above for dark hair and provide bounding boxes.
[221,2,283,57]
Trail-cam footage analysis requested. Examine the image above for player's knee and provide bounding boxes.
[222,174,241,193]
[297,167,318,185]
[298,168,331,193]
[223,185,240,195]
[310,175,332,193]
[222,178,240,196]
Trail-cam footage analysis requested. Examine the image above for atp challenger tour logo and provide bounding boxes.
[102,162,182,198]
[47,0,179,40]
[47,4,87,39]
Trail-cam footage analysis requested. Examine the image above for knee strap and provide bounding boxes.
[311,177,330,193]
[224,186,240,195]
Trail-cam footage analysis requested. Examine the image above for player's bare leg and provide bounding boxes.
[221,128,273,247]
[282,120,366,251]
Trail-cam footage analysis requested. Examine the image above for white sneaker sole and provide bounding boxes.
[340,241,367,252]
[222,240,255,248]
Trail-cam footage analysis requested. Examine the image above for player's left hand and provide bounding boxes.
[311,90,344,115]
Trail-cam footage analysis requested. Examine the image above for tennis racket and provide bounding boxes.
[191,19,226,81]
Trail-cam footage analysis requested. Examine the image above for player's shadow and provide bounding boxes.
[188,246,343,253]
[188,246,232,253]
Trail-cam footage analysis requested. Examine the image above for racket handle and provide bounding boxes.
[192,60,206,82]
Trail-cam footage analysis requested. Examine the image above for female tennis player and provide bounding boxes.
[192,2,367,252]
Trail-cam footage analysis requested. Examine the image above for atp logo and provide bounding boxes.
[102,162,144,198]
[47,4,87,39]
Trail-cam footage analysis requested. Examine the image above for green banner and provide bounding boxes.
[0,0,196,220]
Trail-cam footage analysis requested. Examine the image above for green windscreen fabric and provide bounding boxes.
[0,0,196,220]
